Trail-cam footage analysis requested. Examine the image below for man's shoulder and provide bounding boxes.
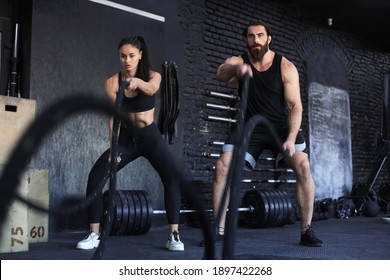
[224,55,244,65]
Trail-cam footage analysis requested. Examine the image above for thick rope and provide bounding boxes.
[0,89,214,259]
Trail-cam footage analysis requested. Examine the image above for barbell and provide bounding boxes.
[103,188,294,236]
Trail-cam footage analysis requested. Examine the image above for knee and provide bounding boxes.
[294,158,312,180]
[215,158,230,178]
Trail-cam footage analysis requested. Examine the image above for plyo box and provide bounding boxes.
[27,169,49,243]
[0,167,49,253]
[0,95,36,166]
[0,169,29,253]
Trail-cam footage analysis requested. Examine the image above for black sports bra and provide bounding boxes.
[118,71,155,113]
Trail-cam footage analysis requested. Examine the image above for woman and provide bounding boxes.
[76,35,184,251]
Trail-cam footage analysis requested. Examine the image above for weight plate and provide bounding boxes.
[130,190,142,234]
[140,190,153,234]
[258,189,270,227]
[263,190,275,227]
[241,190,256,227]
[271,189,284,226]
[242,189,266,228]
[117,190,128,235]
[268,189,279,227]
[124,190,136,235]
[102,190,114,235]
[280,190,290,225]
[276,189,288,225]
[112,191,123,235]
[281,190,293,223]
[136,190,148,235]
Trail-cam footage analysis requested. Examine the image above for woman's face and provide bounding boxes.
[119,44,142,73]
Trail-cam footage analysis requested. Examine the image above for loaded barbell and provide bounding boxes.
[103,188,294,236]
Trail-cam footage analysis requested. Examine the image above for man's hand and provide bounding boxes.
[236,63,253,79]
[283,140,296,157]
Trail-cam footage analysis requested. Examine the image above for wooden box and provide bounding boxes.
[0,170,29,253]
[0,168,49,253]
[0,96,36,166]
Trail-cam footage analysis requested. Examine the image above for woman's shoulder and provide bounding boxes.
[105,72,120,92]
[149,70,161,80]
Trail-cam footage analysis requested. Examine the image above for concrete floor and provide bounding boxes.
[1,214,389,260]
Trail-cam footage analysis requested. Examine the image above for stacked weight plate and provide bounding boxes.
[103,190,153,235]
[241,189,293,228]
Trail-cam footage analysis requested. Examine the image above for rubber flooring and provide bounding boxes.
[1,214,389,260]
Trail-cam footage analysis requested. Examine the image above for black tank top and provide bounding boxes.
[118,71,155,113]
[240,52,288,129]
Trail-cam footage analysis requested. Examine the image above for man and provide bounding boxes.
[205,20,322,247]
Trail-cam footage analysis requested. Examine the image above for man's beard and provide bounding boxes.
[248,42,269,62]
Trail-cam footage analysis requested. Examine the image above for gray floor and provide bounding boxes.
[1,214,389,260]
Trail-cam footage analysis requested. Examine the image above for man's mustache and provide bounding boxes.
[250,44,263,49]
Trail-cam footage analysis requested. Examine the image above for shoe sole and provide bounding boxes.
[166,242,184,251]
[76,241,100,250]
[199,240,223,247]
[76,246,99,250]
[300,242,322,247]
[167,247,184,251]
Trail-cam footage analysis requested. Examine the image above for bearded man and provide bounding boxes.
[201,20,322,248]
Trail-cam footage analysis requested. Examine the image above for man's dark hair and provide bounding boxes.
[242,20,273,39]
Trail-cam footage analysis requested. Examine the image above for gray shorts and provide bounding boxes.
[222,127,307,170]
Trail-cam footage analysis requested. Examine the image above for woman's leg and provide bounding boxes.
[77,139,139,249]
[139,124,184,250]
[76,149,110,249]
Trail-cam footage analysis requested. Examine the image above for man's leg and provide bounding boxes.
[212,151,233,235]
[283,151,322,246]
[199,151,233,247]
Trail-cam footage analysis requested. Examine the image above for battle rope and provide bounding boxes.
[158,61,180,144]
[222,114,289,259]
[0,95,124,227]
[0,89,214,260]
[214,73,250,241]
[94,80,127,259]
[210,72,289,259]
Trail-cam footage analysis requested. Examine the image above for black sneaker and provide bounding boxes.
[199,233,224,247]
[300,226,323,247]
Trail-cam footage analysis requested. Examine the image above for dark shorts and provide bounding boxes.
[223,126,307,170]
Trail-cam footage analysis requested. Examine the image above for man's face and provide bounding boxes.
[245,25,270,61]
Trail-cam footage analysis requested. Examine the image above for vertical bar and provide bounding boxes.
[383,73,389,140]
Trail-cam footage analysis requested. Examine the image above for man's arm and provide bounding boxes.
[281,57,303,156]
[216,56,252,86]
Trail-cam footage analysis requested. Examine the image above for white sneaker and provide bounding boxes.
[76,232,100,250]
[166,231,184,251]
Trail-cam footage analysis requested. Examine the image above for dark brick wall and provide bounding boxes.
[177,0,390,213]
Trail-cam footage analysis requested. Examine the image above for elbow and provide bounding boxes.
[152,85,160,95]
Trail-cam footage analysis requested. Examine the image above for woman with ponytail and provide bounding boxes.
[76,35,184,251]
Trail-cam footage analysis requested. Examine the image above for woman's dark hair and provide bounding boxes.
[118,35,152,81]
[242,20,273,39]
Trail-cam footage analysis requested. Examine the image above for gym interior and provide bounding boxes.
[1,0,390,261]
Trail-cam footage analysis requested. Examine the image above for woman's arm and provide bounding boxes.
[126,71,162,96]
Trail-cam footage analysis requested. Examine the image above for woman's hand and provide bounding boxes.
[108,153,122,164]
[127,77,139,91]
